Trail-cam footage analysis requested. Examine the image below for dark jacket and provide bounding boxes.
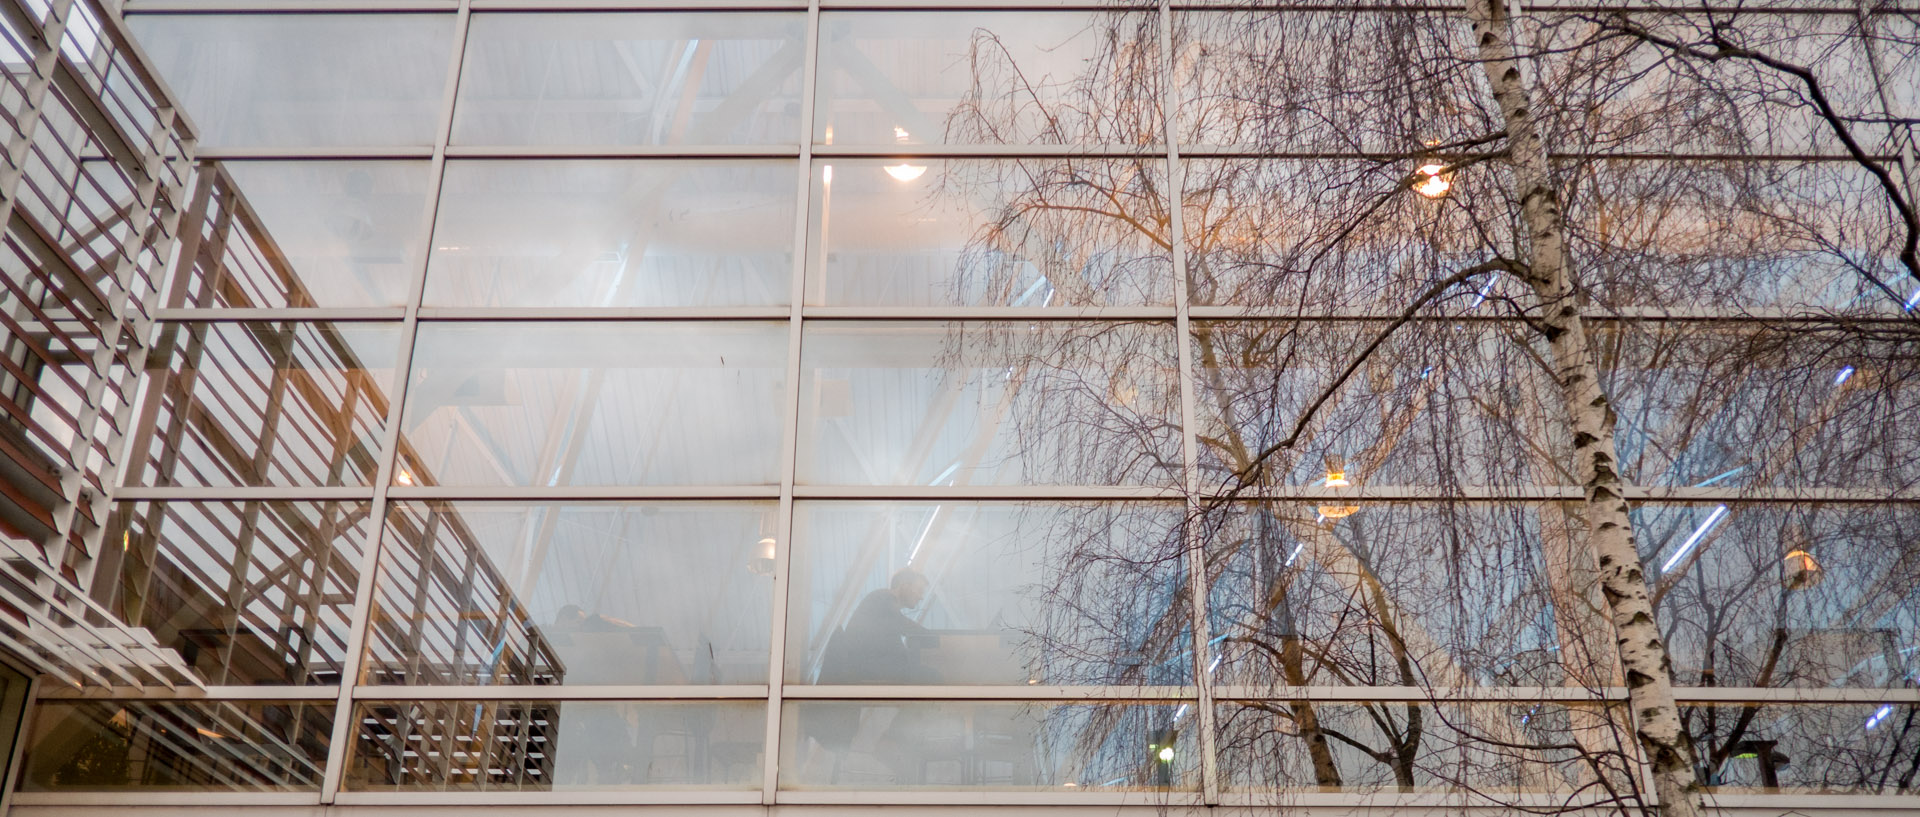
[817,589,929,684]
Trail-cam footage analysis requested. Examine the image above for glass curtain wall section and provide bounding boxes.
[10,0,1916,810]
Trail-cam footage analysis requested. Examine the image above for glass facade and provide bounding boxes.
[0,0,1911,813]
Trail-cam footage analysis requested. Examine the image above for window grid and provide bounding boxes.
[22,0,1916,807]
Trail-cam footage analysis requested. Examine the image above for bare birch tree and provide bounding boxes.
[908,0,1919,808]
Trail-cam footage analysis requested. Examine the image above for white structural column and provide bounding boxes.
[761,0,823,803]
[1159,2,1219,803]
[317,0,474,800]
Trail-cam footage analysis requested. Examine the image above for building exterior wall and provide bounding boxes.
[0,0,1914,814]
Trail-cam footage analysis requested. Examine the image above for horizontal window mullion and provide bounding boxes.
[348,684,771,700]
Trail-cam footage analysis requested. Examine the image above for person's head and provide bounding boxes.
[889,568,930,609]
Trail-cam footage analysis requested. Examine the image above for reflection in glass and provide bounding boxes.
[128,322,401,487]
[1206,502,1599,689]
[1604,322,1919,491]
[397,322,786,487]
[1683,703,1920,793]
[797,322,1180,486]
[1179,159,1495,309]
[815,12,1161,146]
[363,502,775,686]
[1217,701,1636,794]
[1191,320,1558,488]
[807,159,1172,306]
[782,701,1194,790]
[453,12,804,146]
[19,700,332,791]
[346,701,764,790]
[1173,12,1477,152]
[362,499,559,685]
[1180,158,1905,314]
[93,502,368,686]
[170,162,433,309]
[128,14,454,147]
[1571,161,1904,311]
[787,502,1186,686]
[424,161,794,308]
[1644,504,1920,688]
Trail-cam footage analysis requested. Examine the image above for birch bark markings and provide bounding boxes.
[1461,2,1708,815]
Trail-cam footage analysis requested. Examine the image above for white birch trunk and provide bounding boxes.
[1461,2,1707,815]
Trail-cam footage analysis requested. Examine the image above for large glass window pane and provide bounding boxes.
[424,160,795,308]
[815,12,1162,146]
[18,700,332,791]
[345,700,763,790]
[1644,503,1920,689]
[1205,502,1600,690]
[127,322,402,487]
[1191,320,1560,489]
[1173,12,1477,152]
[797,321,1180,486]
[95,502,368,687]
[1179,158,1508,309]
[1602,321,1916,491]
[780,700,1194,790]
[786,501,1188,687]
[1217,701,1635,794]
[362,502,775,686]
[128,14,454,147]
[1682,702,1920,794]
[172,162,433,309]
[453,12,804,146]
[1569,160,1907,311]
[396,322,786,487]
[807,159,1172,307]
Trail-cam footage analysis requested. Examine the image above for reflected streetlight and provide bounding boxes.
[1412,162,1452,198]
[884,164,927,182]
[1318,458,1360,519]
[1782,549,1823,590]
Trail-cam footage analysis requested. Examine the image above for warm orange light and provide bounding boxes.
[1318,465,1360,519]
[1782,549,1823,590]
[884,164,927,182]
[1413,163,1452,198]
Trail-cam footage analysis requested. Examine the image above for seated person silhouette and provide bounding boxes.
[806,569,937,782]
[818,569,934,685]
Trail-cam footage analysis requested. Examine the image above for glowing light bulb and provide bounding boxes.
[884,164,927,182]
[1413,163,1452,198]
[1158,746,1175,762]
[395,471,415,486]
